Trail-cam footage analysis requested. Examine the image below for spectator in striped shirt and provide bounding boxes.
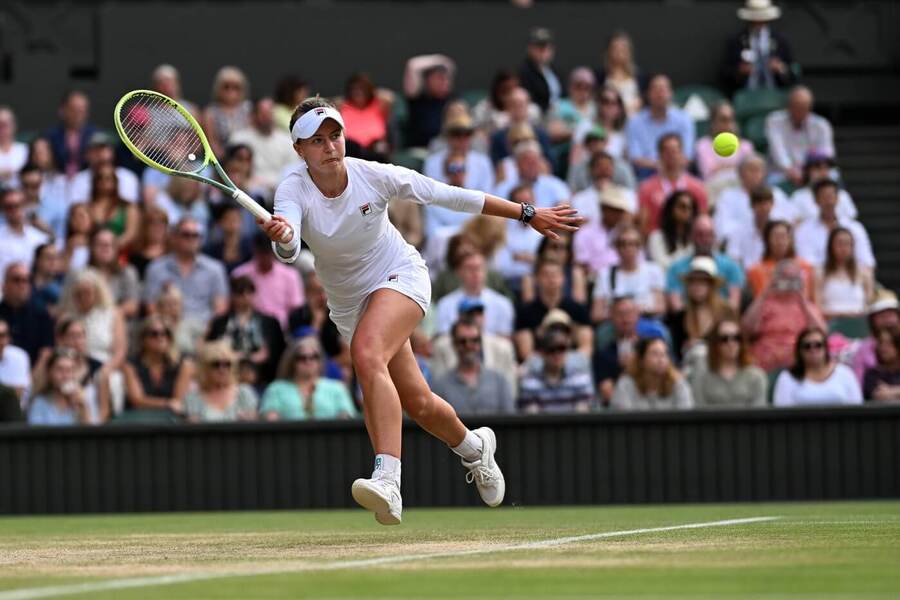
[518,315,594,413]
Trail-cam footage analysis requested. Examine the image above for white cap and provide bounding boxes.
[291,106,345,142]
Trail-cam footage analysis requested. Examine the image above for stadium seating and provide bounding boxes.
[733,88,787,122]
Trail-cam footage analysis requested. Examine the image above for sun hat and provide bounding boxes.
[738,0,781,22]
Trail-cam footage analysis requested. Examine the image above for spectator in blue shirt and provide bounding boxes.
[666,215,744,312]
[625,74,695,180]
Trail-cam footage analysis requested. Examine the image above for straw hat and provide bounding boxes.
[868,289,900,316]
[738,0,781,22]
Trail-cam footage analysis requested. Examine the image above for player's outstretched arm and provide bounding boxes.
[480,194,585,240]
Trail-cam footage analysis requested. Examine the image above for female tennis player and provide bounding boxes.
[260,97,582,525]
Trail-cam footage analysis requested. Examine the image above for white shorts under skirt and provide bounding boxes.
[327,260,432,343]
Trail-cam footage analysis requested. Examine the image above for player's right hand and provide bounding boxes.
[258,215,294,244]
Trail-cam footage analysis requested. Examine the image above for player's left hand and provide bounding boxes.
[529,204,586,240]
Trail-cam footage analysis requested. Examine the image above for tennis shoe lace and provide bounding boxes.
[464,459,498,485]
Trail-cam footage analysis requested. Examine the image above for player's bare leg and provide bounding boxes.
[349,289,426,524]
[389,341,505,508]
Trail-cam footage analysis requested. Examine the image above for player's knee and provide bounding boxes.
[350,334,386,380]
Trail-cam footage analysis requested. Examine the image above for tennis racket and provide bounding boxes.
[113,89,291,241]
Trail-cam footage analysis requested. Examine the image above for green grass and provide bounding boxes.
[1,502,898,599]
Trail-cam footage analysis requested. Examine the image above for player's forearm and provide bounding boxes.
[481,194,524,221]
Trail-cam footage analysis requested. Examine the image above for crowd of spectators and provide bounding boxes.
[0,0,894,426]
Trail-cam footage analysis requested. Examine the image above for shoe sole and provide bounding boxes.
[351,479,402,525]
[476,428,506,508]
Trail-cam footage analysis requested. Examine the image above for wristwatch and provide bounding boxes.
[520,203,536,224]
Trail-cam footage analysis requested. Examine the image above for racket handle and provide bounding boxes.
[233,189,293,244]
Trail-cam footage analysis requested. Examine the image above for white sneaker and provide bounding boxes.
[351,472,402,525]
[461,427,505,507]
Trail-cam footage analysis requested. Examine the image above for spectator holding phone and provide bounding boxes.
[27,349,97,425]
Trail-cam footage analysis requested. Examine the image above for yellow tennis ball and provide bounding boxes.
[713,132,739,157]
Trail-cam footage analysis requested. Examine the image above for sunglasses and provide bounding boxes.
[617,239,641,248]
[453,336,481,346]
[144,329,168,338]
[8,276,29,284]
[222,82,243,90]
[295,353,321,362]
[801,341,825,351]
[718,333,741,343]
[179,231,201,239]
[600,97,618,105]
[208,360,233,369]
[545,345,568,354]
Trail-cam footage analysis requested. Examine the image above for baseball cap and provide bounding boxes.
[291,105,346,142]
[683,256,721,281]
[87,132,115,148]
[804,151,835,168]
[584,125,607,142]
[529,27,554,45]
[540,308,573,332]
[458,297,485,314]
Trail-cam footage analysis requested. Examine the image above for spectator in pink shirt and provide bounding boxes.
[572,186,634,278]
[339,73,392,162]
[232,233,304,330]
[694,101,754,202]
[637,133,707,237]
[742,259,827,372]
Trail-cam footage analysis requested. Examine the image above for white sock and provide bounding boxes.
[373,454,401,482]
[451,430,484,462]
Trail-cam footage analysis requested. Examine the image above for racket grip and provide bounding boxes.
[233,189,293,243]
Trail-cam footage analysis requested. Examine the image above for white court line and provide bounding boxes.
[0,516,779,600]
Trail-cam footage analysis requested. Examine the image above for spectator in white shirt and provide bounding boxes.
[773,327,862,406]
[765,85,835,187]
[714,153,793,245]
[0,318,30,401]
[726,185,777,269]
[789,152,857,222]
[0,107,28,189]
[818,226,874,320]
[591,225,665,322]
[68,132,140,204]
[795,179,874,270]
[229,97,299,195]
[647,190,697,272]
[494,140,570,208]
[0,189,50,281]
[492,184,543,290]
[435,249,515,337]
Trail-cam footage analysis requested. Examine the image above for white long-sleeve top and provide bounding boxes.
[273,157,485,307]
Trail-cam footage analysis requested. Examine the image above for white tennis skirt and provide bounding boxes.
[327,260,432,343]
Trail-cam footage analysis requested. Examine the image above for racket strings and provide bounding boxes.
[118,93,206,173]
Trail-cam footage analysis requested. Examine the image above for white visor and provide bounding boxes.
[291,106,345,142]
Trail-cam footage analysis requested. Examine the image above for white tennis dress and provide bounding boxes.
[273,157,485,341]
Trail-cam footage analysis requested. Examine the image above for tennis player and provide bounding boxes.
[260,97,582,525]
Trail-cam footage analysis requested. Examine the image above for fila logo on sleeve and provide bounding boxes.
[359,203,372,216]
